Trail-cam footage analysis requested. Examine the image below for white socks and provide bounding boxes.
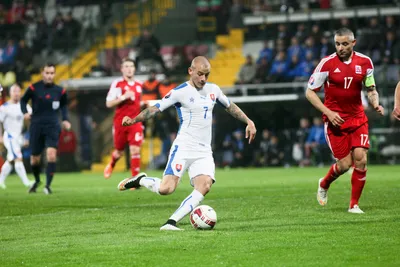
[14,161,31,186]
[169,190,204,223]
[0,161,12,184]
[140,177,161,194]
[0,161,31,186]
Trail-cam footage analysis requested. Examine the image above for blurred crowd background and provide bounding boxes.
[1,0,399,172]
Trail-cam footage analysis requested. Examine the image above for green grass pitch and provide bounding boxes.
[0,166,399,266]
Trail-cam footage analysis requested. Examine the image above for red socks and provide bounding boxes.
[110,151,119,168]
[130,154,141,176]
[350,168,367,208]
[320,163,340,189]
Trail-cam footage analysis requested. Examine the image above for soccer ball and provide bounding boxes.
[190,205,217,230]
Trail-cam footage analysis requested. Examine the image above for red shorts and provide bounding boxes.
[324,122,369,160]
[113,123,144,151]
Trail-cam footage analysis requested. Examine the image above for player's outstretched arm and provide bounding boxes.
[225,102,256,143]
[305,88,344,127]
[366,86,384,116]
[392,82,400,120]
[122,106,161,126]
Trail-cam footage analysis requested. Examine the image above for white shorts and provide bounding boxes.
[163,144,215,186]
[3,132,23,161]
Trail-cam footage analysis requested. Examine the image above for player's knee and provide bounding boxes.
[353,149,368,169]
[30,155,41,165]
[193,176,213,195]
[158,185,175,195]
[337,157,352,173]
[129,146,140,155]
[113,150,123,158]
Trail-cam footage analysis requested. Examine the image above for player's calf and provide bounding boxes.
[158,175,180,195]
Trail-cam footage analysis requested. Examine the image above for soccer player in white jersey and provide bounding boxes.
[0,84,33,189]
[118,56,257,230]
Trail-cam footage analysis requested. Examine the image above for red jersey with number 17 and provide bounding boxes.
[308,52,374,129]
[106,77,143,125]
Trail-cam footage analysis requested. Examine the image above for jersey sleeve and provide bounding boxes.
[154,89,180,112]
[308,58,330,91]
[215,85,231,108]
[363,57,375,88]
[106,80,123,101]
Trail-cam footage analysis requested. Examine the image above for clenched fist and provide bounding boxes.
[122,116,134,126]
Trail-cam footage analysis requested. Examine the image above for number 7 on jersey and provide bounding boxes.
[203,106,208,119]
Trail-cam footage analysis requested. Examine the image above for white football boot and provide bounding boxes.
[160,224,183,231]
[348,205,364,214]
[317,178,328,206]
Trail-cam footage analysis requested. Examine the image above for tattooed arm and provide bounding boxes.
[225,102,251,123]
[225,102,257,143]
[366,86,384,116]
[122,106,160,126]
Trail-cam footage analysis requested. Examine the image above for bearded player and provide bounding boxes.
[306,28,384,213]
[104,58,144,179]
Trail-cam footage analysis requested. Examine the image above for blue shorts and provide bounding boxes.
[29,123,61,156]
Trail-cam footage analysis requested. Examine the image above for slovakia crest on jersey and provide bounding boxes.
[176,164,182,172]
[355,65,362,74]
[210,94,215,101]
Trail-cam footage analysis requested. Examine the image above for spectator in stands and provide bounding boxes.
[287,55,300,81]
[15,39,33,81]
[63,12,81,51]
[221,134,233,167]
[302,36,318,61]
[32,15,49,53]
[361,17,382,62]
[384,16,397,34]
[228,0,247,29]
[254,57,270,84]
[24,1,41,22]
[134,29,167,72]
[257,41,273,64]
[269,51,288,82]
[290,52,314,81]
[381,31,397,64]
[231,129,246,167]
[267,135,283,166]
[0,39,17,72]
[58,128,79,172]
[50,12,65,51]
[158,74,176,98]
[287,36,304,62]
[310,24,322,43]
[255,129,271,166]
[236,54,256,84]
[292,117,310,167]
[142,70,160,102]
[0,5,7,24]
[276,23,290,46]
[294,23,307,43]
[7,1,25,24]
[304,117,327,167]
[319,35,334,58]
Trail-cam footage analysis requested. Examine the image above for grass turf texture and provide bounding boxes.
[0,166,399,266]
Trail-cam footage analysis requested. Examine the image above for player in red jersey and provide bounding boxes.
[104,58,144,179]
[393,81,400,120]
[306,28,384,213]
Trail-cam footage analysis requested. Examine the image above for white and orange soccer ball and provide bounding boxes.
[190,205,217,230]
